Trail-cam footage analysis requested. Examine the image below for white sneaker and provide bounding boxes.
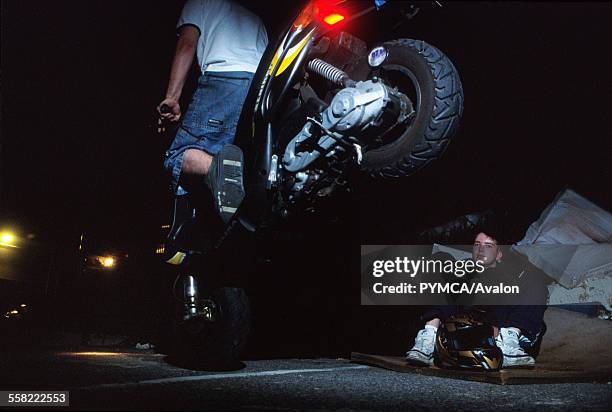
[406,325,436,366]
[496,327,535,368]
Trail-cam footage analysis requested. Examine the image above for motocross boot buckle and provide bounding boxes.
[206,144,245,224]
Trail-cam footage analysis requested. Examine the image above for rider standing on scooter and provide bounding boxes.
[157,0,268,223]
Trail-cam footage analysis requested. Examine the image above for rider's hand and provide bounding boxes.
[157,98,181,133]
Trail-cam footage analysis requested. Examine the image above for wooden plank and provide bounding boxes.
[351,352,506,384]
[350,353,612,385]
[351,308,612,385]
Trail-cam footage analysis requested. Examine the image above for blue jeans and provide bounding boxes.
[164,71,254,195]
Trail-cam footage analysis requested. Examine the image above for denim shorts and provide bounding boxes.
[164,71,254,194]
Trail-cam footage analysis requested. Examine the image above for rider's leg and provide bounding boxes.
[181,148,213,175]
[180,146,245,224]
[163,71,254,222]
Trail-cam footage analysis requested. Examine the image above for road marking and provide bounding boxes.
[75,365,369,390]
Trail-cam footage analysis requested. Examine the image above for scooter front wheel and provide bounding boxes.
[172,286,250,369]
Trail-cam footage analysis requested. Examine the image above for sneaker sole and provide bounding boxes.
[502,357,536,369]
[406,351,434,367]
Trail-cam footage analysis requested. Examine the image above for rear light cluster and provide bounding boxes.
[322,12,345,26]
[293,0,348,31]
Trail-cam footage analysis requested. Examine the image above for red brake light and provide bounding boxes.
[322,12,345,26]
[316,1,348,27]
[293,1,348,31]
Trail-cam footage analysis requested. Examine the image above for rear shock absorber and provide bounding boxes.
[307,59,355,87]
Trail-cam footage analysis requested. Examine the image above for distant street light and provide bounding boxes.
[0,231,18,248]
[1,233,14,243]
[97,256,116,268]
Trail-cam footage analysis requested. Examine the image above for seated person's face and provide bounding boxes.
[472,232,502,268]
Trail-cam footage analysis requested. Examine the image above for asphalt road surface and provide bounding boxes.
[1,348,611,411]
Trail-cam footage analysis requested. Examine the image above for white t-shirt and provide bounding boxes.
[177,0,268,73]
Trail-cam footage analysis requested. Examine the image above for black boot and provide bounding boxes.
[206,144,245,224]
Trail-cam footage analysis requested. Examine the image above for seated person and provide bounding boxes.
[406,231,548,368]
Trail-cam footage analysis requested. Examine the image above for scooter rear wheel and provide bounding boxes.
[360,39,464,178]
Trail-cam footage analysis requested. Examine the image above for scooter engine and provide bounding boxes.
[283,69,413,174]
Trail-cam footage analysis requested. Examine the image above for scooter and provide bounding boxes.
[163,0,464,366]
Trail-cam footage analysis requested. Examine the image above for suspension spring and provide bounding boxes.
[307,59,353,86]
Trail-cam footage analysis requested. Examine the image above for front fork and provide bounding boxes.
[176,274,217,323]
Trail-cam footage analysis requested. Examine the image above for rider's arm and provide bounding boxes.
[158,25,200,121]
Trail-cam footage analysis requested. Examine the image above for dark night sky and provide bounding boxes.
[1,1,611,249]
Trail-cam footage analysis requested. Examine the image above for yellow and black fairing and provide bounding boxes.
[229,1,379,231]
[232,2,343,229]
